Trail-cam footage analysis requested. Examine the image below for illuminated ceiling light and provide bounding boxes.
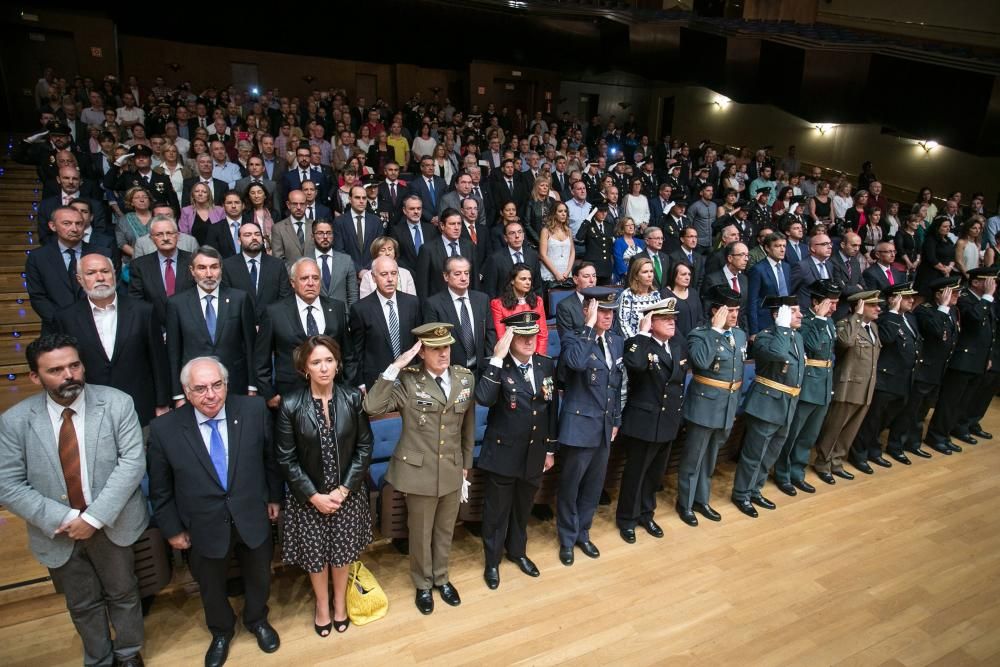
[713,95,731,109]
[814,123,836,135]
[917,140,939,152]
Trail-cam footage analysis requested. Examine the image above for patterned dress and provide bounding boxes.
[282,398,373,572]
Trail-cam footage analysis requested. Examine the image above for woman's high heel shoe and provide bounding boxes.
[333,617,350,633]
[315,620,333,637]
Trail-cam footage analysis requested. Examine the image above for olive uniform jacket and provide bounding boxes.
[683,325,747,430]
[364,365,475,497]
[742,324,805,428]
[832,314,880,405]
[797,310,836,406]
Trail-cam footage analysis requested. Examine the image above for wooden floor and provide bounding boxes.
[3,402,1000,666]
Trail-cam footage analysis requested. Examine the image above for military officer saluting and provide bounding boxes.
[676,285,747,527]
[102,144,181,215]
[363,323,476,615]
[773,279,840,495]
[556,287,625,565]
[575,202,616,284]
[732,295,806,517]
[475,312,559,590]
[615,298,689,543]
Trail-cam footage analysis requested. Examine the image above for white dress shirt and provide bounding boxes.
[90,296,118,359]
[46,389,104,531]
[194,406,229,458]
[296,294,326,333]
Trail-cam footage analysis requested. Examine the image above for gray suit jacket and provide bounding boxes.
[0,385,148,568]
[314,249,360,308]
[270,217,315,266]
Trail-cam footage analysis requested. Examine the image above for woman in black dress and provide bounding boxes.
[894,212,922,280]
[661,260,702,337]
[916,216,957,288]
[276,336,373,636]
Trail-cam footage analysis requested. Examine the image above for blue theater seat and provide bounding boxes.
[368,414,402,489]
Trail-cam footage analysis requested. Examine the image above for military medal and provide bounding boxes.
[712,358,720,372]
[419,414,427,426]
[510,388,517,410]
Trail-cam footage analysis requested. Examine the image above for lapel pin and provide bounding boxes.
[233,419,238,424]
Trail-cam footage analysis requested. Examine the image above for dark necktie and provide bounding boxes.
[514,250,523,264]
[306,305,319,336]
[412,224,423,253]
[204,295,217,343]
[386,300,401,356]
[731,275,740,293]
[248,258,258,293]
[459,296,475,359]
[818,261,828,279]
[164,258,176,296]
[65,248,77,281]
[435,375,446,397]
[231,221,240,253]
[295,221,305,246]
[356,214,365,252]
[390,182,397,203]
[58,408,87,510]
[597,335,606,361]
[321,254,331,291]
[449,241,459,257]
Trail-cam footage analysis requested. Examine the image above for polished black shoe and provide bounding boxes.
[436,582,461,607]
[559,546,574,566]
[888,451,911,465]
[750,494,776,510]
[619,527,636,543]
[732,498,758,518]
[928,442,953,455]
[507,555,540,577]
[951,432,978,445]
[792,479,815,494]
[577,541,600,559]
[693,503,722,521]
[816,471,836,485]
[640,519,664,538]
[483,566,500,590]
[204,634,232,667]
[415,589,434,614]
[250,622,279,654]
[870,456,893,468]
[833,469,855,480]
[676,507,699,527]
[946,441,963,452]
[851,460,874,475]
[776,482,797,497]
[970,425,993,439]
[116,654,144,667]
[906,447,932,459]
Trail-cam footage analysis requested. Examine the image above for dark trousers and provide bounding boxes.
[676,423,729,510]
[189,526,273,637]
[732,414,789,502]
[481,472,538,567]
[956,371,1000,434]
[556,442,610,547]
[615,436,674,528]
[49,530,144,667]
[774,400,829,484]
[851,389,907,462]
[887,380,939,453]
[926,368,980,445]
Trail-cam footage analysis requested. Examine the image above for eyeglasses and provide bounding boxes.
[151,231,178,238]
[188,380,225,396]
[812,241,833,247]
[314,231,333,237]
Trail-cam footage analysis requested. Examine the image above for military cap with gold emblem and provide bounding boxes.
[501,310,541,335]
[580,286,622,309]
[847,289,883,305]
[412,322,455,347]
[883,281,919,298]
[638,297,679,318]
[131,144,154,157]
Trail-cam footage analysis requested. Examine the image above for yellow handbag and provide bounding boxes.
[346,560,388,625]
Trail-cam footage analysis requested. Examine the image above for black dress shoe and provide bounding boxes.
[928,442,953,455]
[833,469,855,480]
[970,425,993,439]
[816,471,836,485]
[693,503,722,521]
[951,432,978,445]
[791,479,815,494]
[619,527,636,543]
[676,507,699,527]
[436,582,461,606]
[205,634,232,667]
[116,654,144,667]
[506,555,540,577]
[484,566,500,590]
[776,482,797,497]
[851,460,874,475]
[906,447,932,459]
[559,546,574,566]
[888,451,911,465]
[250,622,279,654]
[946,441,963,452]
[732,498,758,518]
[415,589,434,614]
[577,541,600,559]
[870,456,892,468]
[750,494,776,510]
[640,519,664,538]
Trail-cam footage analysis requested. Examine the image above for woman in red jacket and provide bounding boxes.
[490,263,548,354]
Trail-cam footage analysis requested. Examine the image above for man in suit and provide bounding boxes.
[390,195,438,273]
[480,220,540,298]
[701,242,750,328]
[300,179,332,222]
[550,156,572,202]
[616,298,688,542]
[731,296,805,518]
[416,209,478,301]
[27,206,113,330]
[165,246,257,402]
[128,217,195,324]
[349,256,422,391]
[283,144,330,206]
[363,323,475,614]
[746,232,793,335]
[556,288,624,565]
[332,185,386,272]
[669,227,707,292]
[378,161,410,224]
[270,189,315,266]
[850,282,921,472]
[634,226,669,292]
[13,119,94,185]
[409,156,448,225]
[862,241,907,291]
[813,290,882,484]
[782,218,807,266]
[147,358,282,667]
[221,221,291,321]
[790,233,835,310]
[182,154,228,206]
[475,312,558,589]
[438,172,483,226]
[425,256,495,378]
[102,145,180,215]
[52,254,170,426]
[255,257,357,405]
[311,220,359,308]
[37,166,108,243]
[204,191,247,259]
[68,199,118,267]
[828,232,864,294]
[234,157,279,215]
[575,203,616,285]
[0,334,148,667]
[458,197,491,271]
[491,158,529,218]
[556,262,598,336]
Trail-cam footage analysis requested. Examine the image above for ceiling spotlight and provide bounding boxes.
[917,140,939,152]
[713,95,731,109]
[814,123,836,135]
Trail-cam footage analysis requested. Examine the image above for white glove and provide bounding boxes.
[460,477,471,503]
[775,305,793,328]
[25,131,49,144]
[114,152,134,167]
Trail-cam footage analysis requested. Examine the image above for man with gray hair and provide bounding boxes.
[129,215,196,324]
[132,213,199,258]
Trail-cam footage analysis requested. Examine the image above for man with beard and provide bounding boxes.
[0,334,148,667]
[221,221,291,321]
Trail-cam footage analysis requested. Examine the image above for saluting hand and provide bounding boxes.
[493,328,514,360]
[936,286,953,307]
[854,298,865,315]
[585,299,599,328]
[639,312,653,334]
[985,276,997,297]
[391,340,423,370]
[711,305,729,330]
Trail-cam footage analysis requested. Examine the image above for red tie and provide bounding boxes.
[164,258,176,296]
[468,224,478,245]
[731,276,740,293]
[886,268,894,286]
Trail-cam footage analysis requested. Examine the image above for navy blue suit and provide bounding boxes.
[790,257,831,310]
[409,175,448,224]
[746,258,793,334]
[27,241,112,330]
[283,167,330,206]
[331,210,387,271]
[37,195,108,243]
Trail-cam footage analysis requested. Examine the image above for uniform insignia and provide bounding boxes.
[460,376,469,387]
[456,388,471,403]
[155,181,165,193]
[419,414,427,426]
[506,377,515,385]
[542,376,554,401]
[415,390,431,399]
[712,360,720,372]
[629,344,638,352]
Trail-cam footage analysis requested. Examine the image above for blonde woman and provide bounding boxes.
[617,257,660,338]
[538,201,575,287]
[358,237,416,298]
[153,143,191,196]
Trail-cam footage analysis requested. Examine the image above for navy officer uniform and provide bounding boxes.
[475,311,559,589]
[675,285,747,527]
[773,280,840,494]
[575,203,616,284]
[555,287,624,565]
[615,298,688,543]
[731,295,806,518]
[954,293,1000,444]
[101,144,181,215]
